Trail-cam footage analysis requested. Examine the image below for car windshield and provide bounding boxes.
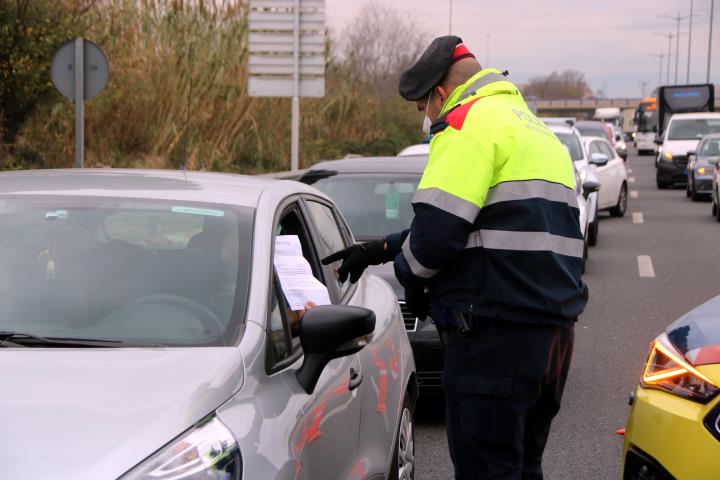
[0,196,252,346]
[700,138,720,157]
[306,174,420,239]
[637,110,656,132]
[555,133,584,161]
[668,119,720,140]
[576,125,606,138]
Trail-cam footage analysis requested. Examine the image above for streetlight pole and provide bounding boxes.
[660,13,690,84]
[654,32,676,85]
[709,0,715,83]
[639,81,649,97]
[648,53,666,88]
[449,0,453,34]
[687,0,694,83]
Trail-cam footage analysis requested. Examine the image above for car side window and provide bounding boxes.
[305,200,351,300]
[589,141,602,155]
[267,205,322,369]
[599,141,616,159]
[268,277,294,364]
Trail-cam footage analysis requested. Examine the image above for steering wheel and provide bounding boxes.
[128,294,225,337]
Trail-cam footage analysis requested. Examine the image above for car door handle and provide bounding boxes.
[348,367,362,391]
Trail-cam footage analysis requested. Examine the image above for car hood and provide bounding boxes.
[662,139,699,155]
[667,295,720,368]
[0,347,244,479]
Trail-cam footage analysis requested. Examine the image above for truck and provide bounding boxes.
[656,84,715,136]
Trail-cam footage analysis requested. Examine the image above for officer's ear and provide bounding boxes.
[434,85,449,105]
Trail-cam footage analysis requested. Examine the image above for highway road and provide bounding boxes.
[414,148,720,479]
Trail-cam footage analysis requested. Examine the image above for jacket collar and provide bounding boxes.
[440,69,515,115]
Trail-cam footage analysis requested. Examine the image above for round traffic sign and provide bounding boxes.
[51,38,109,100]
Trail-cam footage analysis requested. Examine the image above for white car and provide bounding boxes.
[547,123,601,246]
[582,136,628,216]
[656,112,720,189]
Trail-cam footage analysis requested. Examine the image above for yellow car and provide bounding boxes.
[623,297,720,479]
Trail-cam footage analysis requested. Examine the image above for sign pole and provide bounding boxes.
[74,37,84,168]
[290,0,301,172]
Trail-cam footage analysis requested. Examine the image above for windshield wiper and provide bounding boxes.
[0,331,161,348]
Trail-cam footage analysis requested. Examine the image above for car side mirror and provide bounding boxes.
[589,152,609,166]
[654,137,663,145]
[582,180,600,199]
[615,134,622,142]
[687,150,696,158]
[708,157,720,166]
[652,125,658,133]
[296,305,375,394]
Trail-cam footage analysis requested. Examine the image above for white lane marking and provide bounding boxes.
[637,255,655,278]
[628,168,633,173]
[630,190,639,198]
[628,177,636,183]
[632,212,644,224]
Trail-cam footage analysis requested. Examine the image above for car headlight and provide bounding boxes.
[121,416,241,480]
[641,333,719,403]
[662,152,673,161]
[697,166,710,176]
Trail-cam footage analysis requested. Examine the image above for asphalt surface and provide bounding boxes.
[413,149,720,479]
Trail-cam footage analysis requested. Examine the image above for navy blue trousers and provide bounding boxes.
[443,318,574,480]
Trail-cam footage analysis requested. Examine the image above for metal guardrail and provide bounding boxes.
[536,98,720,110]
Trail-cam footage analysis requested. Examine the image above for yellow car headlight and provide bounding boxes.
[641,333,719,403]
[697,166,708,176]
[663,152,673,160]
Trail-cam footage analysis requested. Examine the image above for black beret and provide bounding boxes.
[399,35,475,101]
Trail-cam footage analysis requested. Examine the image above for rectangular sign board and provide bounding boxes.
[248,0,325,98]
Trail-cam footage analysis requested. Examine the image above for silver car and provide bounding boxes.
[0,169,417,480]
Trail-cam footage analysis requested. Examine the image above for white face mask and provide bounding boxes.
[422,92,433,135]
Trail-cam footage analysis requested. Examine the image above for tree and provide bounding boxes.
[520,70,592,99]
[340,0,428,96]
[0,0,86,147]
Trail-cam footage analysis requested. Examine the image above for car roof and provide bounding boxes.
[398,144,430,156]
[0,169,315,208]
[547,124,576,134]
[305,156,428,175]
[575,120,606,127]
[701,133,720,140]
[669,112,720,120]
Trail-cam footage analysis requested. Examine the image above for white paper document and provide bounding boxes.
[274,235,332,310]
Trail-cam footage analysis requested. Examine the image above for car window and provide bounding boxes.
[668,119,720,140]
[0,197,252,347]
[268,277,299,364]
[598,141,615,159]
[304,174,420,239]
[267,205,322,367]
[588,141,602,155]
[305,200,351,299]
[700,139,720,157]
[554,132,584,161]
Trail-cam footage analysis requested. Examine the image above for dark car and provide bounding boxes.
[688,133,720,201]
[300,156,445,395]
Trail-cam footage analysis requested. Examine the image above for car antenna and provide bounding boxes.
[180,44,194,172]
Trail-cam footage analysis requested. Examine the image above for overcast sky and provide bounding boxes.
[325,0,719,97]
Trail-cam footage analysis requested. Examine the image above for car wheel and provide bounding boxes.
[581,240,588,274]
[713,198,718,217]
[686,180,692,198]
[389,394,415,480]
[716,200,720,223]
[656,176,669,189]
[609,183,627,217]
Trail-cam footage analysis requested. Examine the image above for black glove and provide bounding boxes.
[321,240,392,283]
[404,287,431,321]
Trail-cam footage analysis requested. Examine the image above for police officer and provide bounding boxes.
[322,36,587,480]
